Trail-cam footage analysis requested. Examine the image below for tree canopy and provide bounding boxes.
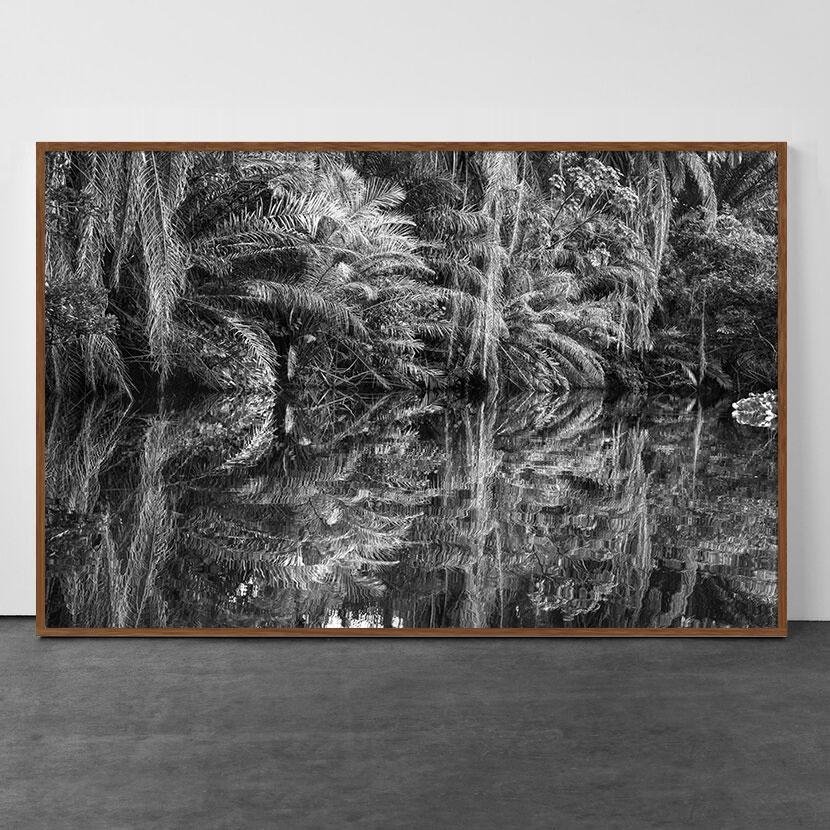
[45,149,779,402]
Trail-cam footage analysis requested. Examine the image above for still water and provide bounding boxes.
[46,391,778,629]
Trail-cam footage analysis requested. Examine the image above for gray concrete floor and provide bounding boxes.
[1,620,829,829]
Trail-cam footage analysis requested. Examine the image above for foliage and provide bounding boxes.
[646,211,778,393]
[44,149,780,628]
[45,149,777,400]
[733,391,777,428]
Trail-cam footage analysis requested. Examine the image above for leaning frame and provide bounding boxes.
[36,142,787,637]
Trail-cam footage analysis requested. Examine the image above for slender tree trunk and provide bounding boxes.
[507,152,526,264]
[691,401,703,498]
[698,284,707,387]
[286,343,297,381]
[481,157,506,386]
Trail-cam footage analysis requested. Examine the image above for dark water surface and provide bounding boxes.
[46,392,778,629]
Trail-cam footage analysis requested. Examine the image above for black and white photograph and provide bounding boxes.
[12,1,830,825]
[42,146,782,632]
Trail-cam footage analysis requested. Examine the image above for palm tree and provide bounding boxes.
[711,151,778,230]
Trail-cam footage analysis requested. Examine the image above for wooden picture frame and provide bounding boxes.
[36,142,787,637]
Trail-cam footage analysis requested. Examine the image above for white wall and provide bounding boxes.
[1,0,826,618]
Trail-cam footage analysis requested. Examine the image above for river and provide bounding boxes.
[45,390,778,629]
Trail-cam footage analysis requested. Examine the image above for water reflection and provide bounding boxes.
[45,390,778,629]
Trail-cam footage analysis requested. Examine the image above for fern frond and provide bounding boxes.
[222,315,279,387]
[244,279,368,338]
[680,152,717,228]
[136,152,187,381]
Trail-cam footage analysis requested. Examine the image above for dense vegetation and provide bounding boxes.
[44,149,780,629]
[45,149,778,402]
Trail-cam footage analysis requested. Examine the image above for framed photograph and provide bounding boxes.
[37,143,786,636]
